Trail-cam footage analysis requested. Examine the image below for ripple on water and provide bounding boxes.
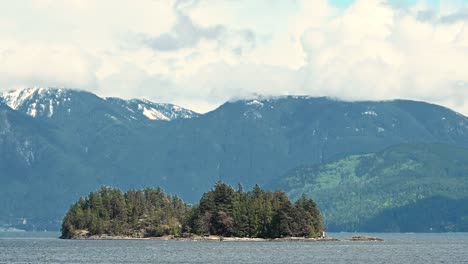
[0,233,468,264]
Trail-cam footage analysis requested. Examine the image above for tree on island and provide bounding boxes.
[61,183,323,239]
[61,186,189,238]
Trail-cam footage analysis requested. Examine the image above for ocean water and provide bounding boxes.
[1,232,467,263]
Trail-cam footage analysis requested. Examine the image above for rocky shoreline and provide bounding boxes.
[67,234,383,242]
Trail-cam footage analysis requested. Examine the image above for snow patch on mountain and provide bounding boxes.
[3,88,38,109]
[105,114,119,122]
[105,97,198,121]
[1,87,198,121]
[132,99,197,121]
[362,110,378,117]
[1,87,72,118]
[140,104,170,121]
[246,100,264,107]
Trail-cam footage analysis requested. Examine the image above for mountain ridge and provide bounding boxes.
[1,87,198,122]
[1,87,468,231]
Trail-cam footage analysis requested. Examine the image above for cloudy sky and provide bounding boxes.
[1,0,468,114]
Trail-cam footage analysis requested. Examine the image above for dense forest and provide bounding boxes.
[278,144,468,231]
[61,186,190,238]
[186,183,323,238]
[61,183,323,239]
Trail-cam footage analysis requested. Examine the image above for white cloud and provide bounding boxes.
[1,0,468,115]
[0,43,99,90]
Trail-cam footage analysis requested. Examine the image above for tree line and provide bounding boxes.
[61,182,323,239]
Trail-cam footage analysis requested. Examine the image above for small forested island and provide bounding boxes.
[61,182,324,240]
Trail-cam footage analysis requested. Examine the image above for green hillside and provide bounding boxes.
[276,144,468,232]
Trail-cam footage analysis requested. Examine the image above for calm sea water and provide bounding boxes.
[1,232,467,263]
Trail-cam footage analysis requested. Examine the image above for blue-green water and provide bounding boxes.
[1,232,467,263]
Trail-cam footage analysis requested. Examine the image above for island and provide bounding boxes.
[61,182,325,240]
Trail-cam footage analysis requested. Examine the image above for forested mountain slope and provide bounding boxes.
[1,88,468,231]
[276,144,468,231]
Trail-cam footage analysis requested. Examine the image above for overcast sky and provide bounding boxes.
[1,0,468,114]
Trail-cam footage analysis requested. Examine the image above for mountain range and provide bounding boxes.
[1,87,467,231]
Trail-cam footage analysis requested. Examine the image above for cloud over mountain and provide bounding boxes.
[1,0,468,114]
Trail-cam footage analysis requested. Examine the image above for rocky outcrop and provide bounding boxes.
[348,235,384,241]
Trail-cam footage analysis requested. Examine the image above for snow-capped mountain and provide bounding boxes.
[105,97,198,121]
[1,87,74,118]
[2,91,468,232]
[1,87,198,121]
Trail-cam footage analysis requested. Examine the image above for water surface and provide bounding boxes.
[1,232,467,263]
